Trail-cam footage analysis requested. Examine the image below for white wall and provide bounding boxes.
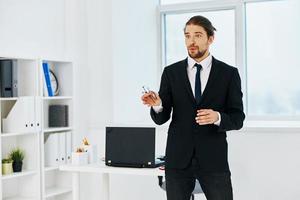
[0,0,66,58]
[64,0,89,145]
[87,0,113,129]
[84,0,164,199]
[111,0,160,125]
[228,132,300,200]
[0,0,89,142]
[79,0,114,199]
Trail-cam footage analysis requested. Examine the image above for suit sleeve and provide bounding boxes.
[219,68,245,132]
[150,68,173,125]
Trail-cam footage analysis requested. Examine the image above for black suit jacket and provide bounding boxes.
[150,57,245,173]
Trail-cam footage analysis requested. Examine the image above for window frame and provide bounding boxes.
[158,0,300,125]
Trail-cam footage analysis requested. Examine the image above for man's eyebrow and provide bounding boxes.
[184,31,203,35]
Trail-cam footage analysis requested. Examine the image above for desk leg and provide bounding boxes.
[101,173,109,200]
[72,172,80,200]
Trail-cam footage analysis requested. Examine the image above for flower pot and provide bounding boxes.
[12,161,23,172]
[2,163,13,175]
[71,152,88,165]
[82,144,98,164]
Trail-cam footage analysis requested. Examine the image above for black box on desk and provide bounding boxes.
[49,105,69,127]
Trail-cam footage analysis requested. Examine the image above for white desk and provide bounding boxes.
[59,163,165,200]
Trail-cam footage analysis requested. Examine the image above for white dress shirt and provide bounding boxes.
[153,54,221,126]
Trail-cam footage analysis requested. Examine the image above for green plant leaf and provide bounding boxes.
[9,148,25,162]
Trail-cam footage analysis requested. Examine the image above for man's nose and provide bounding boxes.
[189,38,195,45]
[190,36,196,43]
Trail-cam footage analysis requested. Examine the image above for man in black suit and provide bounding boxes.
[141,15,245,200]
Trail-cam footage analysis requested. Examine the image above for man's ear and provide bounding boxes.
[208,35,214,45]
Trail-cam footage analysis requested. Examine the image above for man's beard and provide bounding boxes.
[188,48,207,59]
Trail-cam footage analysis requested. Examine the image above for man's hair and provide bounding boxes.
[184,15,216,37]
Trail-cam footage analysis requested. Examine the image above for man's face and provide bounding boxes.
[184,24,214,59]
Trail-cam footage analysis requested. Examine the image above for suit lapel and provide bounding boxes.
[180,58,197,105]
[199,57,220,105]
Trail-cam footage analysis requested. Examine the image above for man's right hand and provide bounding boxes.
[141,91,161,107]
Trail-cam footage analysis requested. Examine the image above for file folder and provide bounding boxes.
[44,133,60,166]
[0,60,13,97]
[59,132,66,164]
[0,60,18,97]
[2,97,36,133]
[66,132,72,164]
[42,62,53,96]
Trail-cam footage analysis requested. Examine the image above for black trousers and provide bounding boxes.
[165,158,233,200]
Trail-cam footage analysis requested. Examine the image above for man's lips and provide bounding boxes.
[189,47,198,51]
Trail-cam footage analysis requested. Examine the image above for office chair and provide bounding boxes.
[158,176,204,200]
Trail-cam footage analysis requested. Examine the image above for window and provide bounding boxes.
[161,0,214,5]
[160,0,300,119]
[164,9,236,66]
[246,0,300,116]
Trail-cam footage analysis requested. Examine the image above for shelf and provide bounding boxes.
[0,97,18,101]
[44,127,72,133]
[43,96,73,100]
[0,55,36,61]
[42,59,72,63]
[45,166,59,172]
[2,169,37,180]
[45,186,72,198]
[3,196,36,200]
[1,132,38,137]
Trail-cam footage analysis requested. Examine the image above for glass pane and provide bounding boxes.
[246,0,300,116]
[165,10,235,66]
[161,0,214,5]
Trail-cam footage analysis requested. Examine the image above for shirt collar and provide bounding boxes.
[188,53,212,70]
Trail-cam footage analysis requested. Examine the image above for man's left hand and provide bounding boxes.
[195,109,219,125]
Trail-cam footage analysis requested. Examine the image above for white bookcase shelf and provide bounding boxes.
[0,98,19,101]
[45,186,72,198]
[41,60,73,97]
[1,132,38,138]
[1,170,37,180]
[0,57,74,200]
[44,127,73,133]
[4,196,36,200]
[44,166,59,172]
[43,96,73,100]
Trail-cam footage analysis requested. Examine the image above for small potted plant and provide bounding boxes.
[9,148,25,172]
[2,158,13,175]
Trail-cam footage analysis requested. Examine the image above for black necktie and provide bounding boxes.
[194,63,202,104]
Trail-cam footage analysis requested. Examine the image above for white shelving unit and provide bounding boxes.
[0,57,41,200]
[0,57,74,200]
[40,59,73,200]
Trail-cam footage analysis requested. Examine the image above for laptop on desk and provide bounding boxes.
[105,127,164,168]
